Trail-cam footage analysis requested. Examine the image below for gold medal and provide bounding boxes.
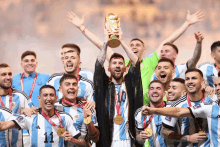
[199,131,205,133]
[144,128,153,136]
[114,115,123,125]
[57,127,66,137]
[83,116,91,124]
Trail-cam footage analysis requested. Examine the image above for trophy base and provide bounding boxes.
[107,38,121,48]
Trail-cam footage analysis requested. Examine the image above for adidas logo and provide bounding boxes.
[36,126,40,129]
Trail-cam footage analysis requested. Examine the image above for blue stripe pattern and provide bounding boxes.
[45,116,53,147]
[31,116,38,146]
[0,112,6,146]
[174,66,180,78]
[211,104,219,146]
[207,65,214,88]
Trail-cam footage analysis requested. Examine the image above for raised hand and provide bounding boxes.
[141,106,151,116]
[83,106,92,118]
[186,10,205,25]
[194,31,204,43]
[67,12,85,29]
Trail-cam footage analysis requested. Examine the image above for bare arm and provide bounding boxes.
[187,31,204,68]
[136,129,150,145]
[0,121,17,131]
[67,12,114,61]
[156,10,204,57]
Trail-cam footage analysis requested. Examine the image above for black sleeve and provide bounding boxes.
[12,120,21,130]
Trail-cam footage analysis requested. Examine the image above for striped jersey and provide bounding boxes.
[151,63,188,81]
[197,62,218,88]
[47,73,94,102]
[13,108,80,147]
[80,68,94,82]
[0,106,21,147]
[135,103,167,147]
[109,84,130,141]
[163,95,212,147]
[55,99,98,147]
[189,100,220,147]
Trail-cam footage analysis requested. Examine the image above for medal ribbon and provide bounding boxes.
[143,101,165,129]
[187,93,205,131]
[115,82,124,116]
[215,64,220,72]
[62,98,87,109]
[41,109,64,128]
[0,88,13,109]
[20,73,38,98]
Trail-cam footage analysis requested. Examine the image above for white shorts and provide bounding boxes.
[111,139,131,147]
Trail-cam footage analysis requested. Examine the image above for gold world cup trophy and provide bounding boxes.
[105,13,121,48]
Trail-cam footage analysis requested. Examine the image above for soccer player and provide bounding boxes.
[47,49,94,104]
[94,30,142,147]
[0,85,86,147]
[135,80,167,147]
[198,41,220,88]
[55,74,99,146]
[140,76,220,146]
[150,68,212,146]
[61,43,94,81]
[67,10,204,105]
[151,31,204,81]
[0,63,34,146]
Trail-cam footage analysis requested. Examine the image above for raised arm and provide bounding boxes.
[156,10,204,57]
[97,29,109,66]
[67,12,114,61]
[187,31,204,68]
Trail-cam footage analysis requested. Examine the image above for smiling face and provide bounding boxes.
[211,47,220,65]
[148,82,165,104]
[63,52,80,74]
[185,72,204,94]
[168,81,186,101]
[59,78,78,101]
[38,88,57,112]
[0,67,12,89]
[156,61,174,84]
[129,40,145,59]
[160,45,177,63]
[214,77,220,100]
[21,55,38,74]
[109,57,126,80]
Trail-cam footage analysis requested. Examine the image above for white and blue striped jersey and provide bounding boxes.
[13,108,80,147]
[162,101,181,147]
[0,106,21,147]
[151,63,188,81]
[47,73,94,102]
[197,62,218,88]
[135,103,167,147]
[109,84,130,142]
[163,95,212,147]
[80,68,94,82]
[55,99,98,147]
[0,88,33,114]
[189,100,220,147]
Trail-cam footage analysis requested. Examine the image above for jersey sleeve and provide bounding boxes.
[134,107,144,131]
[162,104,178,128]
[65,115,81,138]
[84,83,95,103]
[188,103,212,118]
[12,114,32,130]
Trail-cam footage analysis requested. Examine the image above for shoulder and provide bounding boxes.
[135,104,149,117]
[80,76,94,88]
[13,73,21,79]
[197,62,212,68]
[0,106,13,114]
[47,73,64,83]
[37,73,50,78]
[80,68,94,74]
[57,110,73,120]
[12,88,29,100]
[171,95,187,107]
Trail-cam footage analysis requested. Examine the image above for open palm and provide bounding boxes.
[67,12,85,28]
[186,10,204,25]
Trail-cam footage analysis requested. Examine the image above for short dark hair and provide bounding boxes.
[163,42,178,54]
[59,74,78,86]
[149,80,165,90]
[65,50,80,57]
[62,43,81,55]
[130,38,144,47]
[218,72,220,77]
[21,51,37,60]
[0,63,9,68]
[211,41,220,52]
[172,78,185,85]
[39,85,56,95]
[185,68,203,78]
[109,53,125,62]
[158,58,174,68]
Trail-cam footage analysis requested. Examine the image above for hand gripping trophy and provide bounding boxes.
[105,13,121,48]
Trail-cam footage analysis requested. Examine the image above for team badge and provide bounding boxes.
[16,116,24,123]
[74,114,79,120]
[165,116,171,121]
[193,104,201,109]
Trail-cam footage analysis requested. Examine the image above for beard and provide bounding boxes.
[0,84,11,89]
[111,72,124,81]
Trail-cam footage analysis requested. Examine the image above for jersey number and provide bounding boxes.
[44,132,54,143]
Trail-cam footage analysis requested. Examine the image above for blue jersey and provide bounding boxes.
[12,72,50,107]
[135,103,167,147]
[189,100,220,147]
[151,63,188,81]
[80,68,94,82]
[163,95,212,147]
[0,106,21,147]
[13,108,80,147]
[47,73,94,102]
[197,62,218,88]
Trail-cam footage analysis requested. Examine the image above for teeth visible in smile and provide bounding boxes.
[153,94,159,97]
[67,63,73,67]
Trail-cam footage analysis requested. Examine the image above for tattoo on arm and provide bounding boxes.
[136,130,145,145]
[97,42,108,66]
[74,135,87,147]
[187,42,202,68]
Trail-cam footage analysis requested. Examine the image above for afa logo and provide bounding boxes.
[165,117,171,121]
[73,123,79,131]
[193,104,201,109]
[16,116,24,123]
